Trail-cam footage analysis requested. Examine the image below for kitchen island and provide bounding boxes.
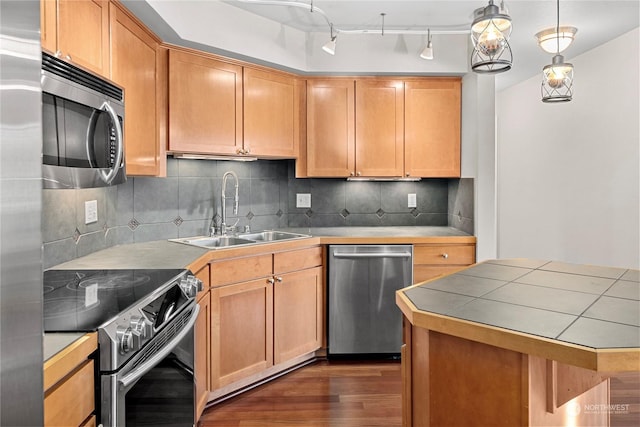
[396,258,639,427]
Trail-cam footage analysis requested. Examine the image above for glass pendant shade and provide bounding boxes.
[471,0,513,73]
[535,26,578,53]
[541,54,574,102]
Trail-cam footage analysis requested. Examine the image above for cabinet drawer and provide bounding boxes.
[211,254,273,286]
[44,359,95,427]
[274,246,323,273]
[414,245,475,265]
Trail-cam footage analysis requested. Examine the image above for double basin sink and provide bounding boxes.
[170,230,311,250]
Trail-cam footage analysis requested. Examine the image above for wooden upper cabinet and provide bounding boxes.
[355,80,405,177]
[405,78,461,177]
[42,0,110,77]
[306,79,355,177]
[243,68,298,158]
[168,49,243,155]
[110,3,163,176]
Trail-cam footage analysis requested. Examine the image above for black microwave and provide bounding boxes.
[42,52,126,189]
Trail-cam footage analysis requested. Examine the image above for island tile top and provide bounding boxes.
[403,259,640,349]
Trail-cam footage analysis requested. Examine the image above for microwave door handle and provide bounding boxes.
[96,101,123,185]
[118,304,200,390]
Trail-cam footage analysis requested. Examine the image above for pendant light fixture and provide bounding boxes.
[420,28,434,60]
[541,0,574,103]
[535,26,577,54]
[470,0,513,74]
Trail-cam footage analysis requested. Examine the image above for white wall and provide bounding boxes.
[496,28,640,269]
[462,73,498,261]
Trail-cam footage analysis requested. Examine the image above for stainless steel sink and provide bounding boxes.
[237,230,310,242]
[170,230,310,249]
[170,235,255,249]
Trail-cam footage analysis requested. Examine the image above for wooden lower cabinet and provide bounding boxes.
[44,333,97,427]
[194,265,211,423]
[413,243,475,283]
[209,245,324,394]
[273,267,323,364]
[211,278,274,389]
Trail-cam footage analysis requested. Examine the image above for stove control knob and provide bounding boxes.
[130,315,152,347]
[180,275,203,298]
[117,326,133,354]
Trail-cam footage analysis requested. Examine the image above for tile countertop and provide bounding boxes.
[398,258,640,371]
[281,226,472,238]
[51,227,474,271]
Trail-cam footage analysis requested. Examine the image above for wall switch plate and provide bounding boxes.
[296,193,311,208]
[85,200,98,224]
[408,193,417,208]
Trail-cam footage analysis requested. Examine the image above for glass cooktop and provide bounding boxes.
[43,269,187,332]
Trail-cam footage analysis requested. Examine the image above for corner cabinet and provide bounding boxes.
[209,246,323,391]
[41,0,110,77]
[301,77,462,179]
[110,2,165,176]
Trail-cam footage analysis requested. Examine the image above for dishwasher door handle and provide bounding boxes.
[332,252,413,258]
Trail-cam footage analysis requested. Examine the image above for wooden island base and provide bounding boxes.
[402,321,612,426]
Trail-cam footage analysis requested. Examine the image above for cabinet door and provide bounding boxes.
[194,266,210,422]
[244,68,298,157]
[40,0,57,54]
[57,0,110,76]
[210,278,273,389]
[306,79,355,177]
[273,267,323,364]
[405,79,461,177]
[110,4,162,176]
[169,50,243,155]
[355,80,404,177]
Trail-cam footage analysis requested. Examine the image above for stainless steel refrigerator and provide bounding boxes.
[0,1,44,425]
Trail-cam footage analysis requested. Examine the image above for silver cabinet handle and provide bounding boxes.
[442,253,449,259]
[267,277,275,285]
[275,276,283,282]
[118,305,199,389]
[333,252,412,259]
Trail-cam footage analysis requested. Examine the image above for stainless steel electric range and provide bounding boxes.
[43,268,202,427]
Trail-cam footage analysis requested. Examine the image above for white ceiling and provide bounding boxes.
[137,0,639,91]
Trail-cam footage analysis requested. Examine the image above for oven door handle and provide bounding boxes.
[118,305,200,390]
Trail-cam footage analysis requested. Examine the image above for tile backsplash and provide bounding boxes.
[42,159,474,268]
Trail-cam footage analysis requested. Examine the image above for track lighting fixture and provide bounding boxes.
[420,29,434,60]
[322,24,337,55]
[470,0,513,74]
[541,0,574,102]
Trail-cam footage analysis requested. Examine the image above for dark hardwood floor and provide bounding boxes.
[199,360,402,427]
[199,361,639,427]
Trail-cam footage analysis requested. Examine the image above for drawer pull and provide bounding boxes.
[442,253,449,259]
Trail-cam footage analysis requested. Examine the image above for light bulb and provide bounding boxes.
[472,17,511,57]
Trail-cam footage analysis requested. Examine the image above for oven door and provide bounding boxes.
[101,303,199,427]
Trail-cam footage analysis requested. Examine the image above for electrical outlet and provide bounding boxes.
[408,193,417,208]
[296,193,311,208]
[85,200,98,224]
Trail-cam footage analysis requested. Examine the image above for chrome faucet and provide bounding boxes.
[220,171,239,235]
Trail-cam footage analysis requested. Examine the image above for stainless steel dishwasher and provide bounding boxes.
[328,245,413,357]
